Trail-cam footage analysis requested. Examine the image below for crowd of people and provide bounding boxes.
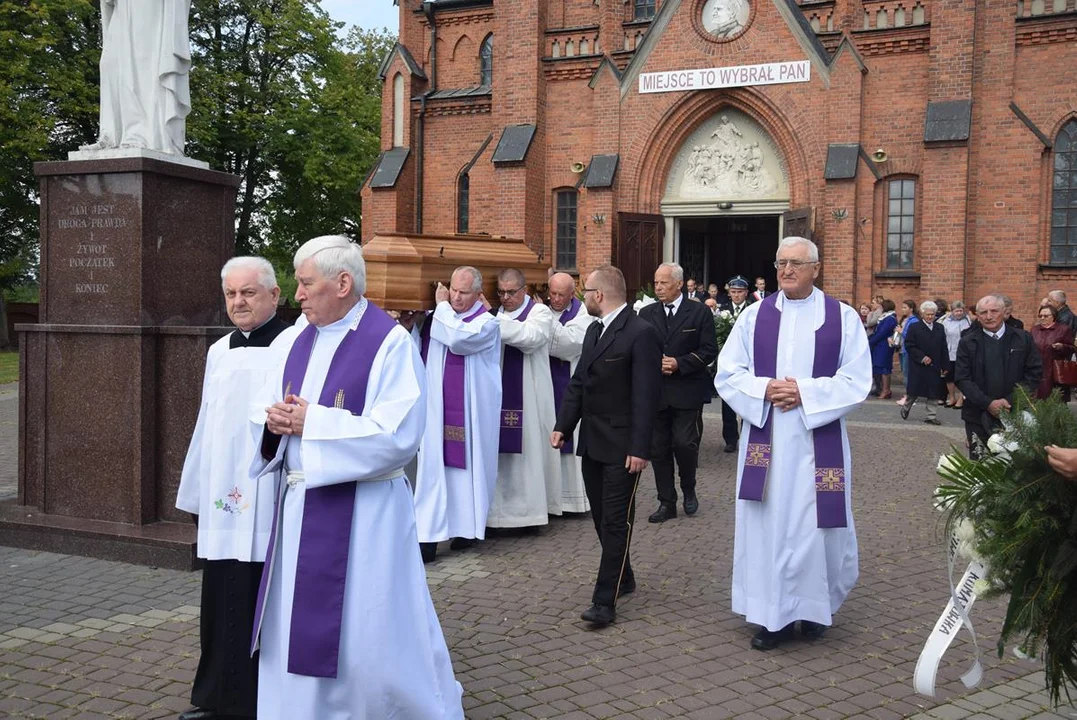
[170,233,1075,718]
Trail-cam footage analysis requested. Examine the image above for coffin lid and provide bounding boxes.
[363,232,550,311]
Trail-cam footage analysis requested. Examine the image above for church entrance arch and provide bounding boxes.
[660,108,791,293]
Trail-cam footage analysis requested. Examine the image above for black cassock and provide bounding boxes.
[190,316,289,717]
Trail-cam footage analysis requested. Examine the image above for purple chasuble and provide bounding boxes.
[738,292,849,528]
[251,302,398,679]
[499,298,534,453]
[442,305,488,469]
[549,297,582,455]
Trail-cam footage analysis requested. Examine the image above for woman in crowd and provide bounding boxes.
[941,300,971,407]
[901,301,948,425]
[895,299,919,406]
[1031,304,1076,401]
[859,302,871,327]
[867,299,897,398]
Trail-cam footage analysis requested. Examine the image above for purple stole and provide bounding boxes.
[739,293,848,529]
[499,298,535,453]
[251,302,397,679]
[419,313,432,364]
[441,305,488,468]
[549,298,582,455]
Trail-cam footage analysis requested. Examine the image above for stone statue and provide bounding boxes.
[682,115,777,197]
[705,0,750,39]
[80,0,193,156]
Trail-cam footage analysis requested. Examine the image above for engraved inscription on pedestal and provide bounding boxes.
[60,204,124,295]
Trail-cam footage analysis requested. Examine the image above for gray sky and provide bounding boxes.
[322,1,399,34]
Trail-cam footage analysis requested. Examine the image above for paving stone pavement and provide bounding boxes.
[1,383,1075,719]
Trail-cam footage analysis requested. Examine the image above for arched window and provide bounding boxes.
[635,0,656,21]
[1050,119,1077,264]
[885,177,916,269]
[457,173,470,234]
[555,189,578,270]
[392,73,405,147]
[479,34,493,87]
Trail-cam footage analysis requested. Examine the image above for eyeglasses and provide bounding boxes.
[773,259,817,270]
[582,287,599,294]
[495,287,523,298]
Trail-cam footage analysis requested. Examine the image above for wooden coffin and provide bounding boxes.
[363,232,550,310]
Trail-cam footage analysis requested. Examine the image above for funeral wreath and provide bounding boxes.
[932,391,1077,704]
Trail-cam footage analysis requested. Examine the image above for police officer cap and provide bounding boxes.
[727,275,749,289]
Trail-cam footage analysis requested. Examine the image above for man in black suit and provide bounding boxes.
[552,265,661,628]
[638,262,720,523]
[686,277,707,302]
[717,276,751,452]
[955,293,1041,459]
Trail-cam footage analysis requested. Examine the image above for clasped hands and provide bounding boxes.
[766,377,802,412]
[266,394,309,436]
[550,431,648,473]
[661,355,679,375]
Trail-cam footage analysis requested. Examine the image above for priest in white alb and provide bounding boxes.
[249,236,463,719]
[715,237,871,652]
[487,268,561,528]
[543,271,594,513]
[413,266,503,563]
[175,257,299,720]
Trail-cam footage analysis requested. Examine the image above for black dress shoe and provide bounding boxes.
[647,504,677,523]
[900,401,911,420]
[750,623,795,651]
[419,542,437,563]
[581,604,616,627]
[450,537,476,551]
[723,442,737,453]
[617,580,636,598]
[178,710,217,720]
[683,494,699,516]
[800,620,827,640]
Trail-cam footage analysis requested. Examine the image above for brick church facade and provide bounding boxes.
[361,0,1077,317]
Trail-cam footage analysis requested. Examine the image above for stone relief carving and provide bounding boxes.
[702,0,751,39]
[670,112,785,200]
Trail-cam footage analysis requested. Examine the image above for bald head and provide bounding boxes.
[548,272,577,312]
[589,266,626,304]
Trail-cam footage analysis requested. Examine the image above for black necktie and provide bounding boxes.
[666,304,675,319]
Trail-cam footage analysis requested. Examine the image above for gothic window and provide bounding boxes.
[555,190,578,270]
[392,73,404,147]
[886,178,916,269]
[635,0,656,21]
[1050,119,1077,264]
[480,34,493,87]
[457,173,470,234]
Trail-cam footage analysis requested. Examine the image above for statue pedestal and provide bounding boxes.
[0,156,239,570]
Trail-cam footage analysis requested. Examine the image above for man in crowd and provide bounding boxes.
[544,271,596,513]
[1047,290,1077,334]
[251,235,463,718]
[865,295,885,331]
[955,294,1042,459]
[175,257,299,720]
[751,276,768,303]
[414,266,503,563]
[639,262,719,522]
[1003,295,1025,329]
[487,268,562,528]
[715,237,871,651]
[686,277,707,301]
[551,265,661,627]
[717,276,752,453]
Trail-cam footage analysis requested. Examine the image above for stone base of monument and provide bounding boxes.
[0,156,239,571]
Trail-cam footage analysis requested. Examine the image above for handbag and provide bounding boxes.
[1053,358,1077,386]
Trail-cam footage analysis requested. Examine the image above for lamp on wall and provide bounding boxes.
[591,213,606,225]
[871,148,889,163]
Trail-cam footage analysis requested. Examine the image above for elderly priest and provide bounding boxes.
[175,257,299,720]
[414,266,503,563]
[543,271,595,513]
[487,268,562,528]
[249,236,463,718]
[715,237,871,651]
